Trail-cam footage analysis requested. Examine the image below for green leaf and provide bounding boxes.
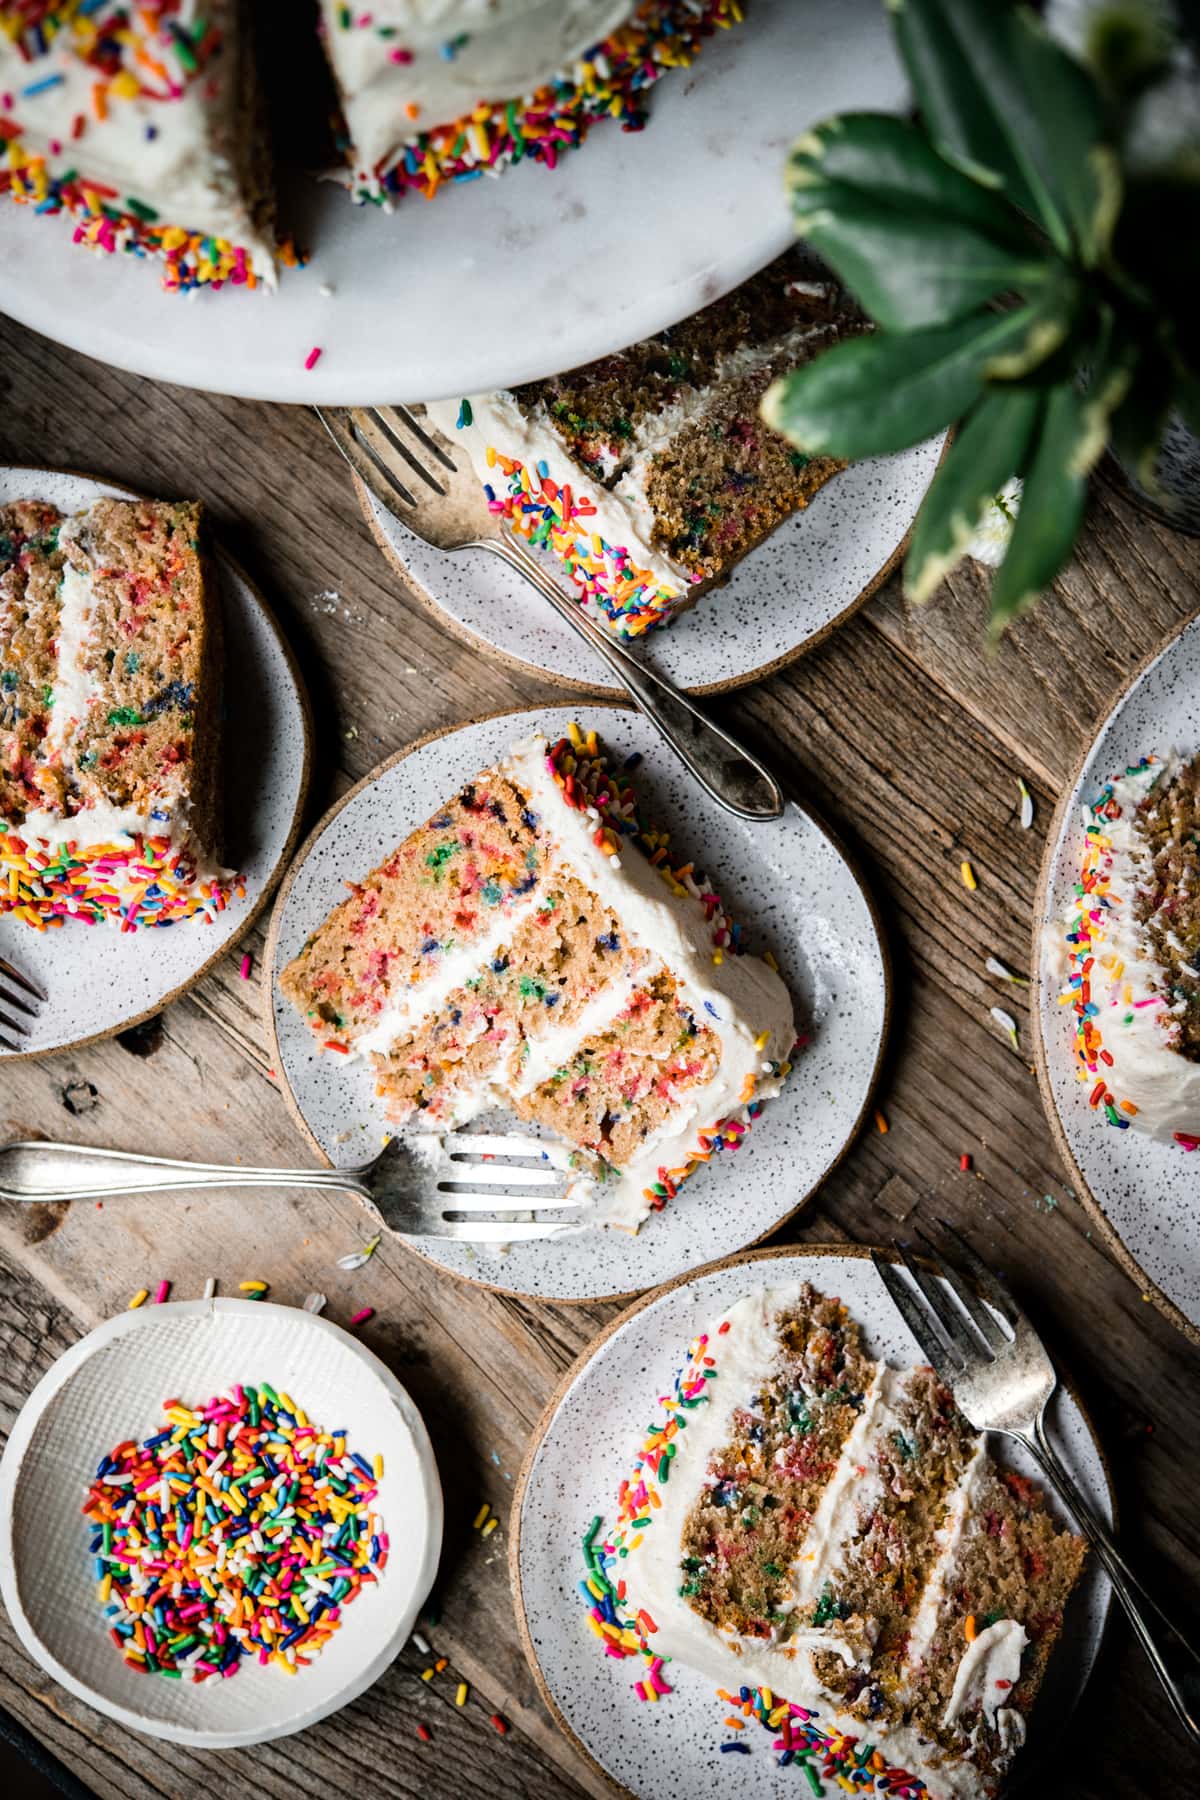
[986,355,1130,636]
[762,295,1076,460]
[787,113,1052,330]
[889,0,1121,263]
[904,387,1041,603]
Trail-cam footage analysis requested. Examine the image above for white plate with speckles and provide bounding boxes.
[360,431,947,695]
[264,705,888,1303]
[0,468,311,1060]
[1033,610,1200,1346]
[0,1298,442,1747]
[512,1245,1114,1800]
[0,0,909,405]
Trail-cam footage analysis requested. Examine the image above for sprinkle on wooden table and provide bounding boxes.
[411,1632,431,1655]
[349,1306,374,1327]
[153,1279,170,1304]
[203,1277,216,1299]
[473,1503,490,1530]
[303,1292,327,1314]
[960,1153,972,1172]
[416,1722,432,1743]
[434,1657,448,1672]
[481,1517,499,1538]
[874,1108,888,1134]
[960,859,977,891]
[239,952,252,980]
[127,1289,148,1310]
[456,1681,468,1706]
[421,1666,435,1681]
[490,1713,509,1735]
[239,1280,268,1296]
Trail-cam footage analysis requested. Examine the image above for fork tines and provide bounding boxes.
[316,405,454,512]
[0,955,47,1052]
[870,1221,1020,1381]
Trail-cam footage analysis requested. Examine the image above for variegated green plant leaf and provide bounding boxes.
[762,289,1077,461]
[987,353,1134,635]
[787,114,1051,330]
[904,387,1041,604]
[889,0,1122,265]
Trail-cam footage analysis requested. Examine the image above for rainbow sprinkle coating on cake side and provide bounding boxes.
[339,0,745,207]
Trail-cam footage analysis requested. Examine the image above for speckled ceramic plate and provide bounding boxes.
[1033,609,1200,1346]
[264,705,889,1304]
[0,0,908,405]
[511,1245,1114,1800]
[0,468,311,1060]
[0,1298,441,1747]
[359,433,947,695]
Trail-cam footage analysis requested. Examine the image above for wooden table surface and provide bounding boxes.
[1,310,1198,1800]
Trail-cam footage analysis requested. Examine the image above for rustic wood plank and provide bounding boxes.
[1,314,1198,1800]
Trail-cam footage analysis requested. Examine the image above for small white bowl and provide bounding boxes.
[0,1299,442,1747]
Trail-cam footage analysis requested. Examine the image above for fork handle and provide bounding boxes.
[1015,1419,1200,1743]
[0,1140,370,1203]
[491,536,784,822]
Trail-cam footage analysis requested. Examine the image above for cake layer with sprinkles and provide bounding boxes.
[280,723,795,1231]
[0,0,277,293]
[84,1383,386,1681]
[1,494,237,932]
[582,1283,1086,1797]
[426,255,858,638]
[1059,751,1200,1150]
[320,0,743,208]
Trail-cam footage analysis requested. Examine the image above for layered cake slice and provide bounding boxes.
[1060,751,1200,1150]
[425,255,859,637]
[0,1,276,293]
[1,495,234,930]
[585,1284,1086,1796]
[318,0,742,208]
[280,726,795,1229]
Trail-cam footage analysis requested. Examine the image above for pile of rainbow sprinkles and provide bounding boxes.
[84,1383,387,1682]
[1,827,240,931]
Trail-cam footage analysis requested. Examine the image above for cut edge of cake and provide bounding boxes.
[0,494,238,932]
[279,724,796,1231]
[582,1283,1088,1798]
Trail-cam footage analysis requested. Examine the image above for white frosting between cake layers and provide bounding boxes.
[508,958,651,1098]
[943,1619,1029,1730]
[44,544,97,760]
[1054,756,1200,1142]
[615,1287,1025,1800]
[319,1,635,176]
[0,0,275,278]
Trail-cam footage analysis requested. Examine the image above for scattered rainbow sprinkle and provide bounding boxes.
[84,1383,387,1681]
[0,827,241,931]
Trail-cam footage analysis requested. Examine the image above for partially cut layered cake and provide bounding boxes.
[426,257,857,637]
[585,1284,1086,1796]
[319,0,744,207]
[0,495,234,930]
[280,726,795,1229]
[1061,751,1200,1150]
[0,1,277,292]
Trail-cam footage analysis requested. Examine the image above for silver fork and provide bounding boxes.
[0,955,47,1051]
[0,1132,582,1242]
[315,404,783,822]
[872,1223,1200,1744]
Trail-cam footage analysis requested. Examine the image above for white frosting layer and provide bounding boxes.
[943,1620,1029,1729]
[44,544,96,759]
[319,1,635,175]
[615,1287,1003,1800]
[1058,756,1200,1142]
[0,0,275,277]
